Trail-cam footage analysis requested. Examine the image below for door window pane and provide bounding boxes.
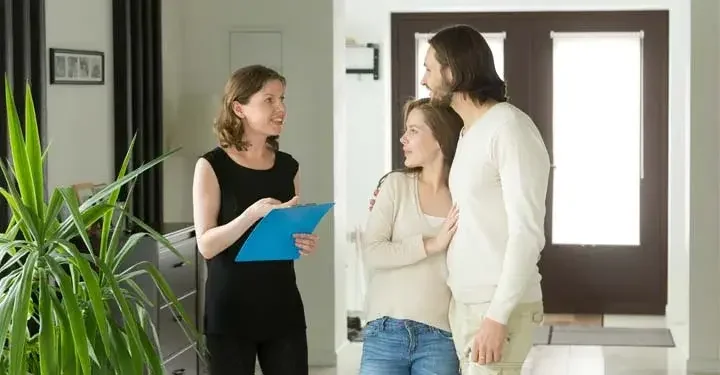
[415,33,505,98]
[551,32,643,246]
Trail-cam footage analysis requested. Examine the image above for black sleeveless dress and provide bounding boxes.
[201,147,306,340]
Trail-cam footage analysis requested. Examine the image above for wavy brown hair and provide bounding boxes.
[213,65,286,151]
[375,97,463,189]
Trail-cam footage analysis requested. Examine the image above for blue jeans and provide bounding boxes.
[359,317,460,375]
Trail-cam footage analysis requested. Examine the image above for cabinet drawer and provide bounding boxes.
[164,346,198,375]
[159,237,197,299]
[160,292,197,358]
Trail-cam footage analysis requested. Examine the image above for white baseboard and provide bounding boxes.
[687,357,720,374]
[336,339,352,356]
[666,304,689,326]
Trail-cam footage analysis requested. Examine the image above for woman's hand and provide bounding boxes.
[425,204,459,255]
[247,196,299,220]
[294,233,319,256]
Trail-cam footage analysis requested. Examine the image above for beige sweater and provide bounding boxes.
[362,172,452,331]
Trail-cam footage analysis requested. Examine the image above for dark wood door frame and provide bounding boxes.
[391,12,536,170]
[391,11,669,315]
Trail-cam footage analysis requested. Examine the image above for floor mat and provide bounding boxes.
[538,326,675,347]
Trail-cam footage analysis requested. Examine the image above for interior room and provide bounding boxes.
[341,0,719,373]
[1,0,719,374]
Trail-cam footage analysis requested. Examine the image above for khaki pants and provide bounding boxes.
[449,299,544,375]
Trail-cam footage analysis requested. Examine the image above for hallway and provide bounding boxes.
[309,315,693,374]
[317,343,689,375]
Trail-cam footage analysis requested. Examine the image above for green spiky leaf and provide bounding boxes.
[0,77,203,374]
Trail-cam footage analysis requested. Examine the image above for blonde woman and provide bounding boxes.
[361,98,463,375]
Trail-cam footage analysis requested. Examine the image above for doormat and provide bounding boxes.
[536,326,676,347]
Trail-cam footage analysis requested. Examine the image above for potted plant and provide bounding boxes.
[0,79,202,374]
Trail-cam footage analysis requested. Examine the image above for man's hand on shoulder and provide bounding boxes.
[368,188,380,211]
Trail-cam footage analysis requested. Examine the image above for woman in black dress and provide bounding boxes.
[192,65,319,375]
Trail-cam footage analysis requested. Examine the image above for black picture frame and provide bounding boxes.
[49,48,105,85]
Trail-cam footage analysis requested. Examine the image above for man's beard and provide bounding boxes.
[430,90,452,106]
[429,79,453,106]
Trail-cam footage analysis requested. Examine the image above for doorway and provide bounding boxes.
[391,11,669,315]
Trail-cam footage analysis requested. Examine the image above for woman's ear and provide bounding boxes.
[232,101,245,118]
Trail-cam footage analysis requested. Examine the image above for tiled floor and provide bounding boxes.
[312,341,689,374]
[308,315,692,375]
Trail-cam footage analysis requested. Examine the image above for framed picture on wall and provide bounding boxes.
[49,48,105,85]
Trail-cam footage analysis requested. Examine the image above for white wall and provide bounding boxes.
[333,0,350,357]
[44,0,195,223]
[45,0,114,191]
[161,0,194,223]
[687,0,720,371]
[165,0,343,366]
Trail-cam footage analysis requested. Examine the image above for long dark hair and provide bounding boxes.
[429,24,507,105]
[374,97,463,190]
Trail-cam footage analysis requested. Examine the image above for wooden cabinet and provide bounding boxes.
[89,223,203,374]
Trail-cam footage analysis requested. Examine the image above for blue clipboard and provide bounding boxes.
[235,202,335,262]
